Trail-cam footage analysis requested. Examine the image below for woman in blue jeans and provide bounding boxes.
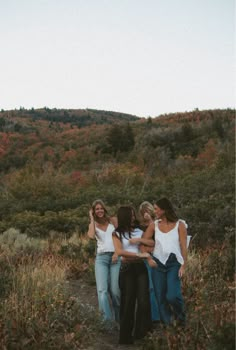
[142,198,188,326]
[139,201,160,323]
[87,199,121,323]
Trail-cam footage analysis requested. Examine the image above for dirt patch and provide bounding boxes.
[67,278,145,350]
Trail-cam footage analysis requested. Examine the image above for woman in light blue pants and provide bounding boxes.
[87,199,121,322]
[95,252,120,322]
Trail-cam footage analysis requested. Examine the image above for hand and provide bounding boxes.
[112,254,118,264]
[129,238,140,245]
[144,212,152,221]
[147,258,158,268]
[137,252,150,258]
[178,265,185,278]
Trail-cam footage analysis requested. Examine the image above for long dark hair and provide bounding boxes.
[116,206,140,240]
[154,198,178,222]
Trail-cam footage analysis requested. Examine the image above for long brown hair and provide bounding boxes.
[91,199,110,224]
[154,198,178,222]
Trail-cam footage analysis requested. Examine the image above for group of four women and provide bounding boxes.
[87,198,188,345]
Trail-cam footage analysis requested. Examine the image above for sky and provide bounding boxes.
[0,0,235,117]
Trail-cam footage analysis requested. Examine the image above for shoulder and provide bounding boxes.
[153,220,160,227]
[178,219,188,229]
[178,220,187,234]
[112,230,120,239]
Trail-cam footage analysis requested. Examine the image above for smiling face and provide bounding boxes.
[154,204,165,219]
[94,204,105,219]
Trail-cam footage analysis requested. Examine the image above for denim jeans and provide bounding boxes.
[144,260,160,321]
[95,252,121,322]
[151,253,185,325]
[119,261,152,344]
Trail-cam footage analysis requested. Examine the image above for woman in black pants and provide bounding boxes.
[112,206,153,345]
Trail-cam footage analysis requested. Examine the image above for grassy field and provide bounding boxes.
[0,228,235,349]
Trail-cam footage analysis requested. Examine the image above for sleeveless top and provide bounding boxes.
[152,219,188,265]
[95,223,115,254]
[116,228,143,254]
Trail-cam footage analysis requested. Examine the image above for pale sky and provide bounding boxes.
[0,0,235,117]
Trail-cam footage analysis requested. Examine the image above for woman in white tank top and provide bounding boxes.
[112,206,153,345]
[87,199,121,323]
[141,198,188,326]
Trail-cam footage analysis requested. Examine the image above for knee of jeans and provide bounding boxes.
[98,288,109,297]
[166,292,179,304]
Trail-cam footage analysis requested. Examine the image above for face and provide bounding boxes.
[154,204,165,219]
[94,204,105,218]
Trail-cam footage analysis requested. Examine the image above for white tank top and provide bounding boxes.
[120,228,143,254]
[95,223,115,254]
[152,220,187,265]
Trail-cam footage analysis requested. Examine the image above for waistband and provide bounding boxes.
[96,251,114,256]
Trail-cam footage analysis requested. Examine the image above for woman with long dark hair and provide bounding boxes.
[142,198,188,326]
[112,205,153,345]
[87,199,120,323]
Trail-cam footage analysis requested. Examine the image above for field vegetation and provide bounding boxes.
[0,107,235,349]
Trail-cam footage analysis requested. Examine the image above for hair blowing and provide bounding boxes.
[116,206,140,239]
[154,198,179,222]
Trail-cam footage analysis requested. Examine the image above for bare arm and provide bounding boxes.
[112,233,150,259]
[87,209,96,239]
[129,237,155,246]
[140,222,155,249]
[178,221,187,277]
[140,222,157,268]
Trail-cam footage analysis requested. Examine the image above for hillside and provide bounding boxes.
[0,107,139,133]
[0,107,235,246]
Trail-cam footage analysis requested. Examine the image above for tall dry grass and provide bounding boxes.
[145,229,235,350]
[0,228,100,349]
[0,227,234,349]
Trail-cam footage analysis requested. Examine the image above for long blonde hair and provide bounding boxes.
[139,201,156,221]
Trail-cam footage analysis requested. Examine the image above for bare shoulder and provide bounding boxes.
[178,220,187,233]
[142,221,155,238]
[148,221,155,229]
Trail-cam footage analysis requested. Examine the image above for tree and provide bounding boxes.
[106,123,135,156]
[120,123,135,152]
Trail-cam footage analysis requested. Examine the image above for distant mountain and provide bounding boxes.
[0,108,139,132]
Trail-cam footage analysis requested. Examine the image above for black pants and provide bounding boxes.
[119,261,152,344]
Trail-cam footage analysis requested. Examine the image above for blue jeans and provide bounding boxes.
[95,252,121,322]
[151,254,185,325]
[144,260,160,321]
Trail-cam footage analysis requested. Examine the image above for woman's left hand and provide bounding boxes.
[179,265,185,278]
[112,253,118,264]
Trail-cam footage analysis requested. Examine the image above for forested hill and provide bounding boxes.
[0,108,235,246]
[0,107,139,132]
